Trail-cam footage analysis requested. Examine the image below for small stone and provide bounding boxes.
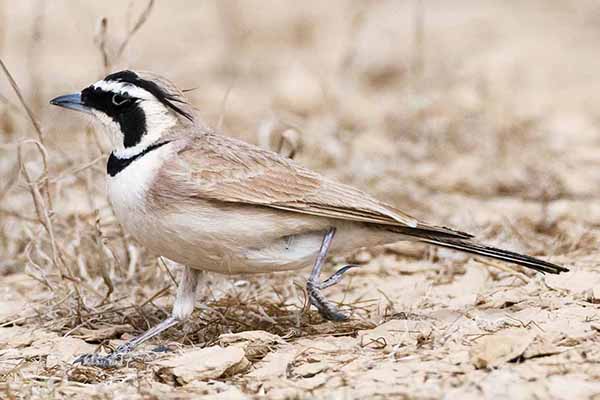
[293,361,328,378]
[153,346,249,384]
[470,329,536,369]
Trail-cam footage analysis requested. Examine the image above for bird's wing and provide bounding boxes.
[161,133,422,227]
[161,133,472,239]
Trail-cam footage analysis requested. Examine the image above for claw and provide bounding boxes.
[114,342,134,354]
[308,264,359,320]
[307,281,348,321]
[319,264,360,289]
[73,352,125,368]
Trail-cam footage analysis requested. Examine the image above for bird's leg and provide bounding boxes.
[307,228,358,321]
[74,266,201,368]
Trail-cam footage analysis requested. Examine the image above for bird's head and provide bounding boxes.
[50,70,195,158]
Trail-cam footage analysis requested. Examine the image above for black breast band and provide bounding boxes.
[107,140,171,177]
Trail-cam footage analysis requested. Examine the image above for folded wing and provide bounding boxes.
[164,133,470,239]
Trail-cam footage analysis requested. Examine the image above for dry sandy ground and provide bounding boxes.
[2,1,600,399]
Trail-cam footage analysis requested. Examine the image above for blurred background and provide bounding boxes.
[2,1,600,398]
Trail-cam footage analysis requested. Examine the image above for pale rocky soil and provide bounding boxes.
[2,1,600,399]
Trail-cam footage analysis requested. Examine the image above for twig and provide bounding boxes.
[16,138,54,212]
[475,258,531,284]
[116,0,155,58]
[158,256,179,287]
[95,213,115,305]
[0,57,44,143]
[95,17,110,74]
[17,139,64,276]
[46,155,104,184]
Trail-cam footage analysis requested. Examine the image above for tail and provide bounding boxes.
[418,236,568,274]
[391,225,568,274]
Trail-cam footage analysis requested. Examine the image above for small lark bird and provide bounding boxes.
[50,70,567,367]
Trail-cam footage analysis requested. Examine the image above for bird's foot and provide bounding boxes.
[73,351,127,369]
[307,264,359,321]
[73,343,159,369]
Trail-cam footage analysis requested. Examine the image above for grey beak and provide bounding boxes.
[49,93,91,114]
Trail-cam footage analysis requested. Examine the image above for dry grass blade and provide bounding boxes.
[95,17,110,74]
[0,57,44,143]
[95,215,115,305]
[116,0,155,58]
[47,155,104,184]
[17,139,65,276]
[475,257,532,284]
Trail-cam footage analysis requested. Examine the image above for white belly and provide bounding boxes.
[141,203,334,274]
[130,203,394,275]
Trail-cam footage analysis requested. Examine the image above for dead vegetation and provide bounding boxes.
[1,1,600,398]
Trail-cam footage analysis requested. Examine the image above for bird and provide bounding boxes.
[50,70,568,368]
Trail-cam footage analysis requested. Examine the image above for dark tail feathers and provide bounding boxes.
[418,237,568,275]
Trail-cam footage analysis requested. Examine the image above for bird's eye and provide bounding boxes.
[112,93,130,106]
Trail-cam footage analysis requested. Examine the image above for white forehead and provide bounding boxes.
[92,80,156,100]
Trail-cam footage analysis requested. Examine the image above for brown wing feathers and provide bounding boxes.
[175,133,419,227]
